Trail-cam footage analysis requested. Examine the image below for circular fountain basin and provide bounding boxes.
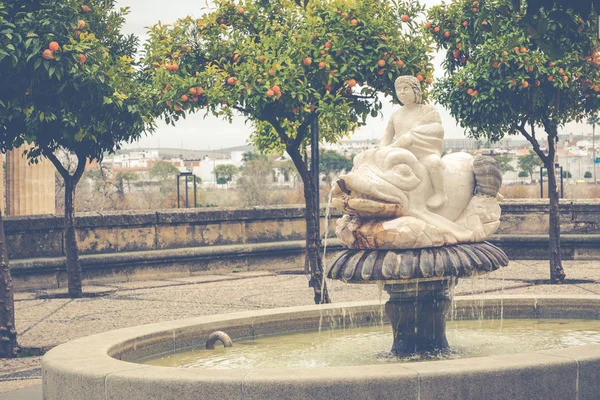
[43,296,600,400]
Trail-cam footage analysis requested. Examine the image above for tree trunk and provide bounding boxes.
[64,177,83,298]
[545,136,566,283]
[287,146,330,304]
[46,151,87,298]
[0,210,17,358]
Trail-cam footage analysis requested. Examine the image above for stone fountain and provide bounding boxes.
[327,75,508,355]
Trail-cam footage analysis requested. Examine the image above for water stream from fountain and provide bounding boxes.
[320,181,337,302]
[318,183,339,333]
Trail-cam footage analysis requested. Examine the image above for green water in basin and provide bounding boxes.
[142,319,600,369]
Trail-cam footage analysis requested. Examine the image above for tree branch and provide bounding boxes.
[72,153,87,185]
[292,112,317,149]
[265,115,291,145]
[44,150,70,180]
[233,105,254,115]
[348,94,376,100]
[517,125,548,164]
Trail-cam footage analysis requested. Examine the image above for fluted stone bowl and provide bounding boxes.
[327,242,509,283]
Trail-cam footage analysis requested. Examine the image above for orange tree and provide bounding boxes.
[143,0,433,303]
[0,0,154,313]
[427,0,600,283]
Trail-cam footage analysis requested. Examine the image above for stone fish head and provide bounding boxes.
[335,147,423,214]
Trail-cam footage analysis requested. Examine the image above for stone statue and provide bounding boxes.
[380,76,447,209]
[332,76,503,249]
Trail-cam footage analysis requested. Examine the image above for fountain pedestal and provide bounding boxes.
[385,280,451,355]
[327,244,508,356]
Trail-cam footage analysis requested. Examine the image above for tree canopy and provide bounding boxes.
[428,0,600,145]
[143,0,433,154]
[0,0,154,162]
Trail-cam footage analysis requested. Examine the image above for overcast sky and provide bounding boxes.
[117,0,595,151]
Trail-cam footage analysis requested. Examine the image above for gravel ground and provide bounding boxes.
[2,259,600,395]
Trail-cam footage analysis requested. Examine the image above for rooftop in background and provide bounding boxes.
[115,145,255,160]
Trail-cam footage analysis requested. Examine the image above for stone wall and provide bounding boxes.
[7,200,600,291]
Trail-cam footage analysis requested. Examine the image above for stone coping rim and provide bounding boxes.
[43,295,600,389]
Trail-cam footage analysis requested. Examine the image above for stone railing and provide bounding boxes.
[7,200,600,290]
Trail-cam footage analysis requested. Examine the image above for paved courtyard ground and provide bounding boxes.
[2,259,600,398]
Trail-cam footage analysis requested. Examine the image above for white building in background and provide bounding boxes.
[108,150,159,169]
[192,152,244,187]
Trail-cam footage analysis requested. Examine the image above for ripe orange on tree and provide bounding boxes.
[189,88,197,95]
[303,57,312,66]
[266,89,275,97]
[444,31,450,37]
[49,41,60,51]
[433,26,440,33]
[377,59,385,67]
[81,5,90,12]
[77,20,86,30]
[522,81,529,88]
[425,22,432,28]
[350,19,358,26]
[416,74,424,82]
[348,79,357,87]
[42,49,54,60]
[181,94,189,102]
[227,76,236,85]
[467,88,474,94]
[78,53,87,64]
[401,14,410,22]
[318,61,326,69]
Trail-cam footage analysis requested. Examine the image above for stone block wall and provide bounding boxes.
[6,199,600,291]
